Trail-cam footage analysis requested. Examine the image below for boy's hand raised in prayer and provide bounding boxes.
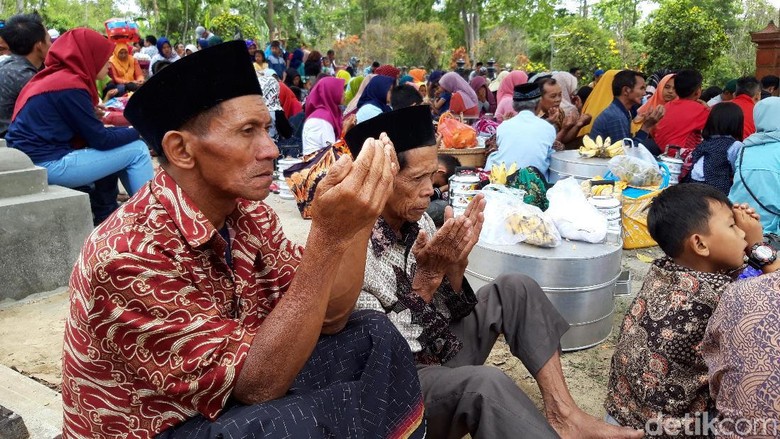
[734,205,764,250]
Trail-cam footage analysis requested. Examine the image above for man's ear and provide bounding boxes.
[161,131,196,170]
[688,233,710,258]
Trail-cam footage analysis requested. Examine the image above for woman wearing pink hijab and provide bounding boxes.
[302,76,345,155]
[469,75,496,115]
[495,70,529,121]
[439,72,479,117]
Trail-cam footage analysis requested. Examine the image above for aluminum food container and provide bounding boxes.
[465,240,622,351]
[549,150,611,183]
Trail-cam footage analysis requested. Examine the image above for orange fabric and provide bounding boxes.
[109,43,140,83]
[449,92,479,117]
[731,94,757,140]
[409,68,426,83]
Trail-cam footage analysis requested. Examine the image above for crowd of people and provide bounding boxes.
[1,11,780,439]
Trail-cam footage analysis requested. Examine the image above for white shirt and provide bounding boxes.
[301,117,336,155]
[486,110,556,177]
[707,95,723,107]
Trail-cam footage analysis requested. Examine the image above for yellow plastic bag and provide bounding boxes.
[622,189,660,249]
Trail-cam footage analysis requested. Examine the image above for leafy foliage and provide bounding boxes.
[643,0,728,73]
[393,21,449,68]
[211,12,261,41]
[553,17,622,72]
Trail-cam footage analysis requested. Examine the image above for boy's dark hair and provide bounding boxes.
[736,76,761,97]
[648,183,732,258]
[702,102,744,141]
[152,60,172,75]
[761,74,780,90]
[577,85,593,105]
[390,84,422,109]
[372,61,380,68]
[270,40,281,48]
[612,70,644,97]
[569,67,580,74]
[145,35,157,46]
[673,69,703,99]
[289,86,303,101]
[326,49,334,56]
[700,86,722,103]
[2,13,46,56]
[437,154,461,179]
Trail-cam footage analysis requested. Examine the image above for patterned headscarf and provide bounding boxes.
[375,64,400,79]
[257,75,282,111]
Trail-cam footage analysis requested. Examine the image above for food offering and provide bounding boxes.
[578,135,624,159]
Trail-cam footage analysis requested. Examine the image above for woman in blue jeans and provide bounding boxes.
[6,28,153,216]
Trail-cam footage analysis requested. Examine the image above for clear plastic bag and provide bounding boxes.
[607,155,662,187]
[546,177,608,243]
[480,185,561,248]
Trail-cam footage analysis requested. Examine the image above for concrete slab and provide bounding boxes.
[0,365,61,439]
[0,186,93,301]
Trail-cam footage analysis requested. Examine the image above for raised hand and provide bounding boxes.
[312,133,398,242]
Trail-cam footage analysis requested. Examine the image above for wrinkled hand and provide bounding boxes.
[642,105,665,128]
[734,205,764,249]
[576,112,592,127]
[411,212,473,301]
[545,106,561,124]
[342,114,357,136]
[449,193,486,269]
[561,110,577,129]
[312,133,398,244]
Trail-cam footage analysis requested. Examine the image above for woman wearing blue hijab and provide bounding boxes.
[729,97,780,234]
[355,75,395,123]
[149,36,180,75]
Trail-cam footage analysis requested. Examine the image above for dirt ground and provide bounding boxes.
[0,193,665,418]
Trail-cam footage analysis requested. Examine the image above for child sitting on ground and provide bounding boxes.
[604,183,779,435]
[425,154,461,227]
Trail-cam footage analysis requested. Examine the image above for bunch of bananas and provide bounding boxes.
[580,176,627,197]
[578,135,624,158]
[490,162,519,185]
[505,211,559,247]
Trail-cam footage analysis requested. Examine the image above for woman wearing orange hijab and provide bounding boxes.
[106,42,144,96]
[408,68,426,83]
[632,73,676,133]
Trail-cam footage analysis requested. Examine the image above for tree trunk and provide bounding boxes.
[152,0,160,33]
[183,0,189,44]
[267,0,275,42]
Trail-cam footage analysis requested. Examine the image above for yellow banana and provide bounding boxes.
[582,135,597,151]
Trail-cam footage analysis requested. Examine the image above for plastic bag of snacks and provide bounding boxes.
[607,155,662,187]
[546,177,607,243]
[480,185,561,248]
[438,112,477,149]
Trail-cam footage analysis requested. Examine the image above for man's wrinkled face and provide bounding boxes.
[384,146,438,224]
[184,96,279,202]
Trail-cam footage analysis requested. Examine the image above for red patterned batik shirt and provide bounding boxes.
[61,169,302,438]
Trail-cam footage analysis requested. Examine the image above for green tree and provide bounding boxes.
[643,0,728,73]
[393,21,449,68]
[211,12,261,40]
[553,17,621,72]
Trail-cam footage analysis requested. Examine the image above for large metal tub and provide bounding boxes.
[548,150,611,183]
[465,240,622,351]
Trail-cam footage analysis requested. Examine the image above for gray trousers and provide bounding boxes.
[418,273,571,439]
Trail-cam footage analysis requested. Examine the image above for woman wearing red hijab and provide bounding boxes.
[6,28,153,218]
